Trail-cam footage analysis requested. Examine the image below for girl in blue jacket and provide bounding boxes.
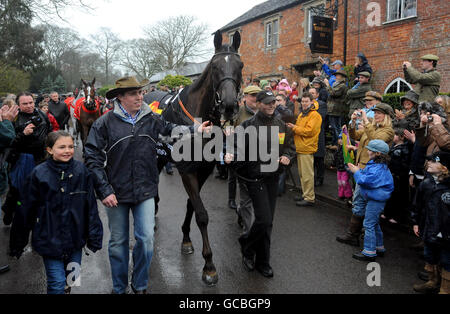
[347,139,394,261]
[10,131,103,294]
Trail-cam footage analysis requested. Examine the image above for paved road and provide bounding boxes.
[0,150,424,294]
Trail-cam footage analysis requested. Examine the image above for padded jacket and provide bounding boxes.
[84,101,194,204]
[9,158,103,259]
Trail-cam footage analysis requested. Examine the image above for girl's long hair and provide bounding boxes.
[373,114,393,129]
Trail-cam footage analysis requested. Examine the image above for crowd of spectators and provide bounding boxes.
[229,52,449,293]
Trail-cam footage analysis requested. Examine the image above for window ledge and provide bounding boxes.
[382,15,417,25]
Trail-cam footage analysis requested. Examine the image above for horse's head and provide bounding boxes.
[81,78,97,110]
[211,30,243,123]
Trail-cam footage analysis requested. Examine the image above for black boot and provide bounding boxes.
[336,214,364,247]
[228,199,237,210]
[352,251,376,262]
[0,265,10,274]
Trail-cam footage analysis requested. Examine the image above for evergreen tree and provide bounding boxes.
[40,75,54,94]
[53,75,66,93]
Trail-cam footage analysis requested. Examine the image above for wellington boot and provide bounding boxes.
[439,269,450,295]
[336,214,364,247]
[413,264,440,294]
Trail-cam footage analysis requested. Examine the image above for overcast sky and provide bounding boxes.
[60,0,266,59]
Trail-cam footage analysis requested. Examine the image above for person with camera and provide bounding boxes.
[346,72,372,119]
[403,55,441,103]
[2,92,51,226]
[416,102,450,157]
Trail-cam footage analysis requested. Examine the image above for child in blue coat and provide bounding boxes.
[347,139,394,261]
[10,131,103,294]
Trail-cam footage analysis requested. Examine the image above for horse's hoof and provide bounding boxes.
[181,242,194,255]
[202,271,218,286]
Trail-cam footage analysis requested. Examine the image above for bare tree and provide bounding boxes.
[120,39,162,80]
[38,24,82,70]
[1,0,96,22]
[90,27,122,85]
[143,15,209,71]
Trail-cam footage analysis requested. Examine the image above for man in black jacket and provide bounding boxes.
[84,76,210,294]
[2,92,51,226]
[225,91,296,278]
[48,91,70,131]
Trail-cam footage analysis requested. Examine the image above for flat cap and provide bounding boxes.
[335,69,348,77]
[364,91,383,101]
[373,103,394,118]
[243,85,262,95]
[421,54,439,61]
[358,71,371,78]
[331,60,343,66]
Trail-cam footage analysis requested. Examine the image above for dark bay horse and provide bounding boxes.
[150,30,242,285]
[76,78,103,145]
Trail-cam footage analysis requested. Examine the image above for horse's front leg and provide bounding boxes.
[181,199,195,255]
[181,173,218,286]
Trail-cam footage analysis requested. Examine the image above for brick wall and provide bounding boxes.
[225,0,449,94]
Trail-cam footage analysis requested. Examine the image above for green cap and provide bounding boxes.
[373,103,394,118]
[421,54,439,61]
[243,85,262,95]
[335,69,348,78]
[358,71,371,78]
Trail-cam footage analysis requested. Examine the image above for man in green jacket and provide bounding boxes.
[324,69,349,145]
[346,71,372,119]
[403,54,441,103]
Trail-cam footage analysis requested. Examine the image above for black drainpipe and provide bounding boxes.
[343,0,348,65]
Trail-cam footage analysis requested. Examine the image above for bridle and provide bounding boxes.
[210,50,241,128]
[175,49,241,129]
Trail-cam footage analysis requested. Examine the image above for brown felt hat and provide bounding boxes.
[364,91,383,101]
[106,76,150,99]
[373,103,395,118]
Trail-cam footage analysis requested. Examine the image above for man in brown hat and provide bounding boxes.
[403,55,441,103]
[346,71,372,118]
[362,91,383,119]
[84,76,211,294]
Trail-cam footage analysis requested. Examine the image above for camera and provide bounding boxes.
[25,115,42,127]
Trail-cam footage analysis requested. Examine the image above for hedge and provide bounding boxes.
[382,92,450,110]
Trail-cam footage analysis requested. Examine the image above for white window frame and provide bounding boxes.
[303,0,326,42]
[264,15,281,49]
[384,77,413,94]
[227,28,241,47]
[386,0,417,23]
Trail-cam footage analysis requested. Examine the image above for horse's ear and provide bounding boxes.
[214,30,222,51]
[232,31,241,52]
[81,79,87,86]
[91,77,96,86]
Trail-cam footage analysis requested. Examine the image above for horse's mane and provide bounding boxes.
[188,44,236,94]
[188,61,212,93]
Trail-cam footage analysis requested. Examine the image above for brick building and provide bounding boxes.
[219,0,449,94]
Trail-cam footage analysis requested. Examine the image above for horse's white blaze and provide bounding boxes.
[86,86,91,104]
[224,55,229,63]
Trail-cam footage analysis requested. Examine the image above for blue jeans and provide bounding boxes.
[424,242,450,272]
[352,184,366,217]
[106,198,155,294]
[43,250,82,294]
[328,115,342,146]
[362,200,386,257]
[278,169,286,195]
